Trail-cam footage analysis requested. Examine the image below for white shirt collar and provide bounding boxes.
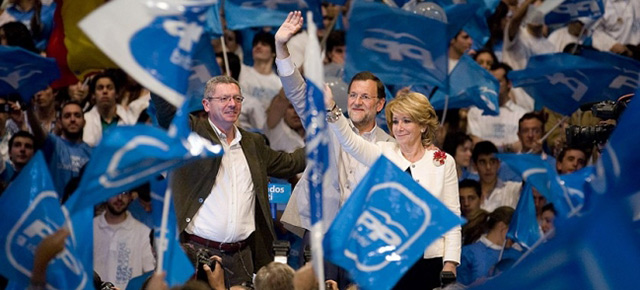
[208,118,242,145]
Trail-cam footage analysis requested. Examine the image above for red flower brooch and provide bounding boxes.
[433,149,446,167]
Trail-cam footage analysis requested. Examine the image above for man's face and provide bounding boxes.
[252,41,274,62]
[107,192,133,216]
[450,31,473,56]
[34,86,55,109]
[347,80,384,128]
[459,187,480,217]
[10,136,34,168]
[68,81,88,103]
[60,103,85,137]
[202,83,242,129]
[518,118,543,153]
[328,45,345,65]
[557,149,586,174]
[533,187,547,215]
[475,52,494,71]
[94,77,117,109]
[284,104,302,131]
[474,153,499,183]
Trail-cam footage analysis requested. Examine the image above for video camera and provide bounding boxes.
[566,95,632,146]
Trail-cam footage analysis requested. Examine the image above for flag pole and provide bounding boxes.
[156,186,172,273]
[220,34,231,77]
[513,227,555,267]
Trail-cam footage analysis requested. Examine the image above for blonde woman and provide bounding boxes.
[325,90,461,289]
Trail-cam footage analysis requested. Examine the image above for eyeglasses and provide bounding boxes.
[348,93,377,101]
[207,95,244,103]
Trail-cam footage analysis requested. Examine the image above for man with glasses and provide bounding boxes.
[274,12,393,288]
[152,75,305,287]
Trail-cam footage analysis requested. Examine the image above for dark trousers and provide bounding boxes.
[393,257,443,290]
[182,239,254,287]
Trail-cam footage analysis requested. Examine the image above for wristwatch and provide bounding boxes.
[326,106,342,123]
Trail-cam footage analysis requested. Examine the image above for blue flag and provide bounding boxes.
[545,0,604,25]
[496,154,578,219]
[579,49,640,100]
[558,166,593,213]
[430,54,500,115]
[506,183,542,249]
[444,3,481,40]
[65,102,223,214]
[324,156,462,290]
[205,2,224,38]
[475,199,640,290]
[509,53,621,115]
[150,178,194,287]
[589,88,640,198]
[0,152,89,289]
[80,0,221,108]
[0,46,60,102]
[345,1,448,88]
[224,0,323,30]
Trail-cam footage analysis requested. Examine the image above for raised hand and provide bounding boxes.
[275,11,304,46]
[275,11,303,59]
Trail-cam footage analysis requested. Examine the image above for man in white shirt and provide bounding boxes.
[93,192,155,289]
[467,63,527,149]
[591,0,640,55]
[448,30,473,73]
[152,75,305,287]
[502,0,555,71]
[472,141,521,212]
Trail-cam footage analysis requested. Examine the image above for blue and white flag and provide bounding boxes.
[579,49,640,100]
[0,152,89,289]
[497,154,578,218]
[324,156,462,290]
[79,0,221,108]
[589,88,640,198]
[444,3,481,40]
[225,0,323,30]
[509,53,621,115]
[0,46,60,102]
[475,198,640,290]
[430,54,500,115]
[151,177,194,287]
[507,183,542,249]
[304,11,329,288]
[205,2,224,37]
[544,0,604,25]
[558,166,593,212]
[345,1,448,88]
[65,102,223,214]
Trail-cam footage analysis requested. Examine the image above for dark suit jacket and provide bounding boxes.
[152,94,306,270]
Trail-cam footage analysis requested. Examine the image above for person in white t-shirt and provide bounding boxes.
[472,141,521,212]
[93,192,155,290]
[502,0,555,71]
[265,89,304,153]
[238,32,282,132]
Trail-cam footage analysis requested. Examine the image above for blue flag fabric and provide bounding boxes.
[430,54,500,115]
[0,152,89,289]
[224,0,323,30]
[205,2,224,38]
[506,183,542,249]
[151,177,194,287]
[444,3,481,40]
[475,199,640,290]
[558,166,593,213]
[0,46,60,102]
[65,102,223,214]
[579,49,640,100]
[589,87,640,198]
[496,154,578,218]
[324,156,462,290]
[345,1,448,88]
[80,0,221,107]
[545,0,604,25]
[509,53,621,115]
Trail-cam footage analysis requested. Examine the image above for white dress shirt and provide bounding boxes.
[186,120,255,243]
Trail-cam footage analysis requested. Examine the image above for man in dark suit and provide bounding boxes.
[152,75,305,287]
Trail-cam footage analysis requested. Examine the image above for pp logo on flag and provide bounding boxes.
[362,28,436,70]
[344,182,431,272]
[7,191,87,288]
[553,0,601,18]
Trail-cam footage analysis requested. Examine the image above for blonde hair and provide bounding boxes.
[385,92,439,146]
[255,262,295,290]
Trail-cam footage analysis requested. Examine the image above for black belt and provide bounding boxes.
[185,233,248,253]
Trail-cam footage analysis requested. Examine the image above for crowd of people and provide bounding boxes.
[0,0,638,289]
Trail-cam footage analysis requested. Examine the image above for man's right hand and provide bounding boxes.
[275,11,304,59]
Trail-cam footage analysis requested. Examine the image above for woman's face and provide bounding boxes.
[391,111,425,147]
[455,140,473,167]
[475,52,494,71]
